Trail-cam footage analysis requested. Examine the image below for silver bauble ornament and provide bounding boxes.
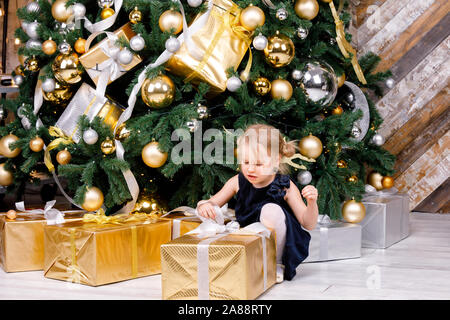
[165,36,181,53]
[297,26,309,40]
[187,0,203,7]
[371,133,385,146]
[276,8,288,21]
[21,21,30,32]
[351,125,361,138]
[72,3,86,18]
[196,104,209,119]
[252,33,268,51]
[186,118,199,133]
[385,78,395,89]
[118,48,133,65]
[296,60,338,107]
[226,76,242,92]
[13,75,24,86]
[130,34,145,51]
[42,78,56,93]
[297,170,312,185]
[58,41,71,54]
[97,0,114,8]
[83,128,99,145]
[26,21,40,40]
[26,1,40,13]
[291,69,302,81]
[26,39,42,50]
[0,107,4,121]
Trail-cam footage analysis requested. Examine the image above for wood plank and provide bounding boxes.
[355,0,387,28]
[359,0,436,56]
[383,87,450,155]
[5,0,27,73]
[373,3,450,74]
[414,177,450,213]
[395,131,450,210]
[357,0,408,46]
[392,109,449,179]
[377,37,450,139]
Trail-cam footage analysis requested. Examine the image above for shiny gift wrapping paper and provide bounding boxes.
[165,0,251,95]
[55,82,124,143]
[44,218,171,286]
[79,23,142,86]
[161,213,202,240]
[303,221,361,263]
[161,232,276,300]
[360,193,410,249]
[0,211,85,272]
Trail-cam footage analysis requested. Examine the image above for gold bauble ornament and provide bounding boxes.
[142,141,168,168]
[101,6,115,20]
[52,52,83,85]
[0,163,13,186]
[74,38,87,54]
[134,192,168,215]
[14,65,24,76]
[129,7,142,24]
[0,134,21,158]
[347,175,358,183]
[101,137,116,155]
[264,31,295,68]
[382,176,394,189]
[81,186,104,212]
[141,75,175,109]
[25,57,39,72]
[52,0,74,23]
[6,209,17,220]
[298,134,323,159]
[56,149,71,165]
[159,10,183,34]
[337,73,346,87]
[29,136,44,152]
[342,200,366,223]
[115,123,131,141]
[240,5,265,31]
[332,105,344,115]
[337,159,347,168]
[368,172,384,190]
[270,79,293,101]
[43,80,74,106]
[253,77,271,96]
[294,0,320,21]
[42,39,58,55]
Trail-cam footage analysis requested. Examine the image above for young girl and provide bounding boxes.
[197,123,319,282]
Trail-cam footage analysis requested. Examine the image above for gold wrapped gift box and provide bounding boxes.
[79,23,142,86]
[165,0,252,95]
[0,210,86,272]
[161,231,276,300]
[161,213,202,240]
[44,218,171,286]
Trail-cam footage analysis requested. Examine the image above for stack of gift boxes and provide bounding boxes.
[0,188,410,300]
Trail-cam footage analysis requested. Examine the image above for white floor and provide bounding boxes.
[1,212,450,300]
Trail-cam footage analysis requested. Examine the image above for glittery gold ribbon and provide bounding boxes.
[44,126,74,172]
[281,153,316,170]
[329,1,367,84]
[82,208,158,225]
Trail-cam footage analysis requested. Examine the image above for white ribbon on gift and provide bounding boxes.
[316,214,332,261]
[364,184,399,196]
[189,221,271,300]
[15,200,66,225]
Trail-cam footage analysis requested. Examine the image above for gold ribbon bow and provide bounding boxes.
[329,1,367,85]
[281,153,316,170]
[44,126,74,172]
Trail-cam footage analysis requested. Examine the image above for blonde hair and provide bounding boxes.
[236,124,298,175]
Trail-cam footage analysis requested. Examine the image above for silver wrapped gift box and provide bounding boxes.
[359,189,410,249]
[303,215,362,263]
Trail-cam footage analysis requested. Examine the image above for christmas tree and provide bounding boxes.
[1,0,395,220]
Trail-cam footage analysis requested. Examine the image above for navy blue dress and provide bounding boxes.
[234,172,311,280]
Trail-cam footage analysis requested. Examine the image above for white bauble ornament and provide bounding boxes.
[83,128,99,145]
[165,36,181,53]
[72,3,86,18]
[385,78,395,89]
[253,33,268,51]
[42,78,56,93]
[13,75,24,86]
[371,133,385,146]
[226,76,242,92]
[118,48,133,65]
[26,21,40,40]
[26,39,42,50]
[130,34,145,51]
[187,0,203,7]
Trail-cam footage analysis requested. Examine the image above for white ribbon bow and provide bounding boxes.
[15,200,65,225]
[364,184,399,196]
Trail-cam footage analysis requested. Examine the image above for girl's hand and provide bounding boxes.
[301,185,318,203]
[197,201,216,219]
